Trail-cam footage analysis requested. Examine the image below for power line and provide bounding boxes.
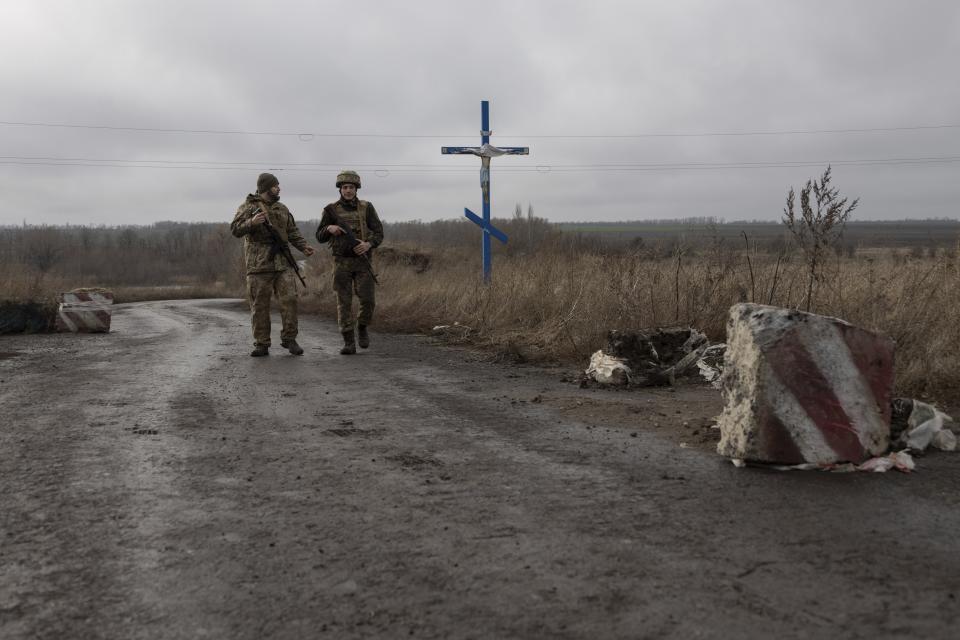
[2,119,960,139]
[6,153,960,168]
[2,154,959,172]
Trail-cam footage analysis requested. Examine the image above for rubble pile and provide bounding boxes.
[584,327,723,387]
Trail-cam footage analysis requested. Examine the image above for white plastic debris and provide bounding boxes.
[932,429,957,452]
[899,401,956,452]
[771,463,822,472]
[735,451,916,473]
[585,350,631,385]
[857,451,916,473]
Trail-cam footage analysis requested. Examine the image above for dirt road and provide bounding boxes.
[1,299,958,639]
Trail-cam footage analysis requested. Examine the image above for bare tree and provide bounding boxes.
[782,165,859,311]
[23,227,63,292]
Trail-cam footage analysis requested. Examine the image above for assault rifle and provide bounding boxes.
[328,211,379,285]
[255,207,307,287]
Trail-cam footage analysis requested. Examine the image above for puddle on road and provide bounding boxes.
[0,351,21,360]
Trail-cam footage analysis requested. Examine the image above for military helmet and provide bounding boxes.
[336,170,361,189]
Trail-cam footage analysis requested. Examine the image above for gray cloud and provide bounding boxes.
[2,0,959,226]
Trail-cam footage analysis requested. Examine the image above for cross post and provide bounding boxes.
[442,100,529,282]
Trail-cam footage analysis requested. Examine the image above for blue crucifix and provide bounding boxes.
[442,100,529,282]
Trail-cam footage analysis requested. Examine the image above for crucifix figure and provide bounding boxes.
[442,100,529,282]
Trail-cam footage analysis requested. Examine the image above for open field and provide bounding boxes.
[556,219,960,250]
[303,240,960,402]
[4,218,960,401]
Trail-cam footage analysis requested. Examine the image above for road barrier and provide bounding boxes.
[55,289,114,333]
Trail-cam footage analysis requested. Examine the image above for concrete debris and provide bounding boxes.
[585,327,715,387]
[55,288,114,333]
[716,304,894,465]
[585,351,631,385]
[696,344,726,388]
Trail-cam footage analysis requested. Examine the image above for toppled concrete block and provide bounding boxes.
[55,288,114,333]
[717,304,894,465]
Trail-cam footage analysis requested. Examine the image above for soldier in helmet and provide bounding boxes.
[315,170,384,355]
[231,172,315,357]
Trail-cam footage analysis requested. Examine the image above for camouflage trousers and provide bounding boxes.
[247,270,298,347]
[333,257,376,333]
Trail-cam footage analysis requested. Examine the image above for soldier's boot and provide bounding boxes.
[340,330,356,355]
[357,325,370,349]
[250,344,269,357]
[281,339,304,356]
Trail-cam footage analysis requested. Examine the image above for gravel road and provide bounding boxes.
[1,299,958,639]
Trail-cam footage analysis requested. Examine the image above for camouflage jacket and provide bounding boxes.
[315,198,384,260]
[231,194,309,274]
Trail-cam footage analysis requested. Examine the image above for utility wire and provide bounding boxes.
[2,119,960,139]
[2,154,960,172]
[5,154,960,168]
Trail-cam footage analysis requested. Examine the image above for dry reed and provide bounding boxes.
[302,244,960,401]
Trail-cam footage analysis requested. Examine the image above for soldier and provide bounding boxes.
[315,170,384,355]
[231,173,315,357]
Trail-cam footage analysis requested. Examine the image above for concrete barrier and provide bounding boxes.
[717,304,894,464]
[55,289,114,333]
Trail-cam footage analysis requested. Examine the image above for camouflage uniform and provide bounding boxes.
[231,193,310,348]
[315,198,384,333]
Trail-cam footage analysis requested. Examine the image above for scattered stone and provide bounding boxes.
[716,304,894,465]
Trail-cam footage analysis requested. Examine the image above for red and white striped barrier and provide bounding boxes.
[55,289,115,333]
[717,304,894,465]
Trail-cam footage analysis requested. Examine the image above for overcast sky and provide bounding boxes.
[2,0,958,227]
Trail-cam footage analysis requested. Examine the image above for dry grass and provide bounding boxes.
[302,244,960,401]
[5,236,957,401]
[0,271,241,305]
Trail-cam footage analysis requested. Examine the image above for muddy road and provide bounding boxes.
[1,299,958,639]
